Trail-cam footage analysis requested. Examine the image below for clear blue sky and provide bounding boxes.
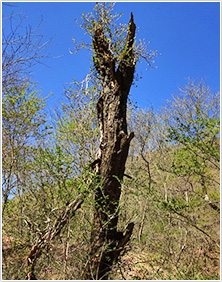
[2,1,220,110]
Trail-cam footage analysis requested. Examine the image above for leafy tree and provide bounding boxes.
[162,79,219,207]
[2,81,48,214]
[2,5,51,214]
[148,80,220,279]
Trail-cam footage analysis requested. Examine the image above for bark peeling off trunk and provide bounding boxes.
[86,13,136,280]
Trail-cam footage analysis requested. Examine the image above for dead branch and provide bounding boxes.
[26,195,83,280]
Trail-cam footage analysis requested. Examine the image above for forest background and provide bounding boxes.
[2,1,220,280]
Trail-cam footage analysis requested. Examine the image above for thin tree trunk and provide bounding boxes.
[85,13,136,279]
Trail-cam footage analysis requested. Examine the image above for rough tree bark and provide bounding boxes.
[85,13,136,279]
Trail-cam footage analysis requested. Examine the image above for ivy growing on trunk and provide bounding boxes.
[73,3,157,279]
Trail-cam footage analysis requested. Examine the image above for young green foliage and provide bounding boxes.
[54,75,100,171]
[73,2,157,74]
[2,80,48,213]
[163,79,220,188]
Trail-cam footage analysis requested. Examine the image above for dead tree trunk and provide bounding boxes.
[85,13,136,279]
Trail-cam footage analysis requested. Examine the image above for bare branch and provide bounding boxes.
[2,11,52,90]
[26,195,84,280]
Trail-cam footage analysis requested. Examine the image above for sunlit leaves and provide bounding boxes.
[2,80,49,210]
[162,79,220,192]
[3,81,48,143]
